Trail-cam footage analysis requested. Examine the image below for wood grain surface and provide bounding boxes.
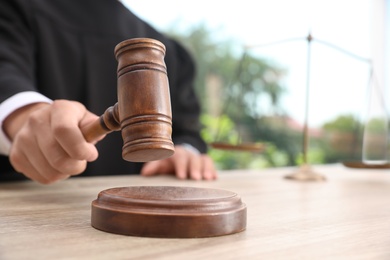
[1,164,390,259]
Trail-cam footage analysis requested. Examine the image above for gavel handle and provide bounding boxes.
[81,103,121,142]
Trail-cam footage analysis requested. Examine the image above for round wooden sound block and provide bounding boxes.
[91,186,246,238]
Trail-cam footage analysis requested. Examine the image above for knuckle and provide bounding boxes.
[52,123,72,137]
[51,99,68,108]
[68,147,91,160]
[61,160,87,175]
[9,151,24,170]
[68,161,87,175]
[27,112,45,128]
[50,155,67,170]
[15,129,32,144]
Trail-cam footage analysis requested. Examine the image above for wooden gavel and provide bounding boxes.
[81,38,174,162]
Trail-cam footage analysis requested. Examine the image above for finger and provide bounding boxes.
[9,147,49,184]
[140,162,156,176]
[172,148,190,180]
[50,100,98,161]
[25,103,89,175]
[38,133,88,176]
[10,137,70,184]
[188,153,202,180]
[38,135,87,175]
[79,112,107,145]
[141,160,168,176]
[201,155,218,180]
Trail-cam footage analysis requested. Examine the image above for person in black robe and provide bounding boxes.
[0,0,216,183]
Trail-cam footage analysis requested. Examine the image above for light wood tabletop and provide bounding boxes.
[1,164,390,260]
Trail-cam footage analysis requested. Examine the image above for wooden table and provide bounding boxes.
[1,164,390,259]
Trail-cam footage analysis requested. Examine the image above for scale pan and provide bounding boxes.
[342,161,390,169]
[210,142,265,152]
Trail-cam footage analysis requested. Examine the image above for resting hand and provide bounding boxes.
[140,145,217,180]
[4,100,103,184]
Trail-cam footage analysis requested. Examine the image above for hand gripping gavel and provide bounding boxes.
[81,38,175,162]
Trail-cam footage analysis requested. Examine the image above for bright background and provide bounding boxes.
[121,0,387,127]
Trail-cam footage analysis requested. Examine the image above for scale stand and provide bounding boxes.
[285,163,326,181]
[283,33,326,181]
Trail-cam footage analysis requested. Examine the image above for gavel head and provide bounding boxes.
[114,38,174,162]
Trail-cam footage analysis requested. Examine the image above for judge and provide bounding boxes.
[0,0,217,183]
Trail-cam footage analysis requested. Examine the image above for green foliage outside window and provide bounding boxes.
[166,24,387,169]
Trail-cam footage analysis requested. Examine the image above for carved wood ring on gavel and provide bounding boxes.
[82,38,175,162]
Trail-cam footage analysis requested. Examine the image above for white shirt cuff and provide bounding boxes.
[180,143,200,155]
[0,92,52,155]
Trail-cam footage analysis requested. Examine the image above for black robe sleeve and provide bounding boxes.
[0,0,37,101]
[0,0,207,180]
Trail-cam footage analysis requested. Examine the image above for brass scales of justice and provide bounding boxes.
[209,32,390,180]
